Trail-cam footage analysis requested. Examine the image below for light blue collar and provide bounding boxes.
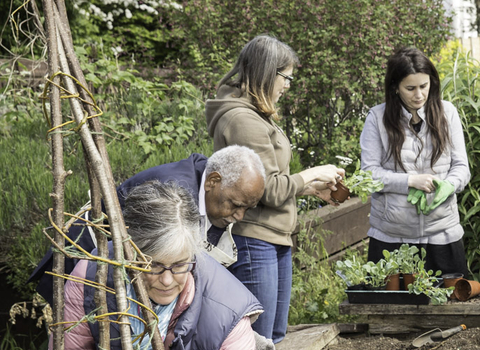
[126,283,177,350]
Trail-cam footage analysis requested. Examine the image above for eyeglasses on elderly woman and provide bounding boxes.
[145,261,196,275]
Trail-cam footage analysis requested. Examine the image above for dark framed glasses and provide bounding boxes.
[145,261,196,275]
[276,71,294,84]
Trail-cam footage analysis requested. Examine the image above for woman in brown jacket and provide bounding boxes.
[205,35,345,344]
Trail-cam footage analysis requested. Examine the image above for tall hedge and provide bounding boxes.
[26,0,452,168]
[169,0,452,168]
[437,48,480,279]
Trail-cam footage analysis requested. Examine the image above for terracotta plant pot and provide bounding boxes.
[442,273,464,300]
[330,182,350,204]
[403,273,416,291]
[385,273,401,291]
[454,278,480,301]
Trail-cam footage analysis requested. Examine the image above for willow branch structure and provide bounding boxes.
[41,0,164,348]
[41,0,65,348]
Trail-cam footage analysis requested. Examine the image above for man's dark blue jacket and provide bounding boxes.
[28,153,224,305]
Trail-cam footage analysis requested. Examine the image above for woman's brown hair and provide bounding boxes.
[383,47,450,172]
[217,35,299,121]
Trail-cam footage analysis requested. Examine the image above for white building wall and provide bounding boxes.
[444,0,478,38]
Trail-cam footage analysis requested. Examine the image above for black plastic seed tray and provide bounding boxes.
[345,289,430,305]
[345,278,444,305]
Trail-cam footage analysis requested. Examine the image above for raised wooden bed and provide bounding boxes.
[276,324,340,350]
[339,298,480,334]
[292,197,371,260]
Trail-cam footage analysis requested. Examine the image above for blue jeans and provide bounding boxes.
[228,235,292,343]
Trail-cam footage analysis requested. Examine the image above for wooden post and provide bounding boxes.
[41,0,66,349]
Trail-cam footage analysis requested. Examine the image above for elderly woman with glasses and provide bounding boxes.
[205,34,345,344]
[52,181,266,350]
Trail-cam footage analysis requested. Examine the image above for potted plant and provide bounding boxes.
[336,255,368,288]
[336,254,388,290]
[396,244,421,274]
[362,260,389,289]
[408,268,454,305]
[382,249,401,290]
[337,244,453,305]
[382,244,423,290]
[395,244,423,289]
[331,161,384,204]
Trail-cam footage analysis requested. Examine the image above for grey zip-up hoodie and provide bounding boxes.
[360,101,470,240]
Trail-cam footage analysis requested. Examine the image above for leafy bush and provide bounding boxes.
[169,0,451,167]
[3,0,453,169]
[0,50,212,298]
[436,47,480,281]
[64,0,184,64]
[71,45,209,157]
[289,219,351,324]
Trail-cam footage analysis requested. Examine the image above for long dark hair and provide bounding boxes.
[383,47,450,172]
[218,35,299,121]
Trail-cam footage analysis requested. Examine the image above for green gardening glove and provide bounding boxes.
[407,188,427,215]
[423,179,455,215]
[417,191,427,215]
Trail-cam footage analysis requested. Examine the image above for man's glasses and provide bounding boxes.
[277,71,294,85]
[145,261,196,275]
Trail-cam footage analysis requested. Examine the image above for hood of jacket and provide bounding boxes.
[206,85,263,137]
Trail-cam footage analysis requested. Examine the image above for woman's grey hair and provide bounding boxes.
[217,34,299,120]
[205,145,266,188]
[122,181,202,262]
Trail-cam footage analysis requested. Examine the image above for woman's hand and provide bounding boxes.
[315,188,340,206]
[299,165,345,186]
[408,174,438,193]
[300,181,340,206]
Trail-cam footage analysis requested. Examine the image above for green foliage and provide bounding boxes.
[169,0,451,167]
[0,63,42,137]
[408,264,454,305]
[386,244,422,274]
[362,260,390,288]
[0,47,211,298]
[335,253,368,287]
[289,219,350,324]
[3,0,453,168]
[0,112,90,298]
[69,0,184,64]
[336,253,389,288]
[343,161,384,203]
[338,244,453,304]
[76,45,207,157]
[436,47,480,281]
